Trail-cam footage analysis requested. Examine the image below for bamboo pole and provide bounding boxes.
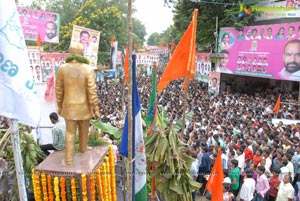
[127,0,133,200]
[9,119,28,201]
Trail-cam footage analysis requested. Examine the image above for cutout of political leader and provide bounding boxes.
[55,43,100,165]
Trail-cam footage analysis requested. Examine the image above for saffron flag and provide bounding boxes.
[145,63,157,127]
[123,47,129,84]
[0,0,41,127]
[120,55,147,200]
[171,39,175,51]
[111,35,115,47]
[157,9,198,93]
[274,93,281,115]
[44,61,55,101]
[206,148,224,201]
[36,32,41,46]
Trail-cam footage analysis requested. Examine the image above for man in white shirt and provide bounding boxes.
[44,21,59,43]
[240,170,256,201]
[276,175,294,201]
[237,147,245,172]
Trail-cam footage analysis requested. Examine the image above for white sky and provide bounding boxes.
[134,0,174,38]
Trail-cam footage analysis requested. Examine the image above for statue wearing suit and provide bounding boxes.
[55,43,100,165]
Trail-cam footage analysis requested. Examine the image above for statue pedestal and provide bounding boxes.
[32,145,117,201]
[36,145,109,176]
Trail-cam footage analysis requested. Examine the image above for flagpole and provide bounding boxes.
[9,119,28,200]
[148,62,158,201]
[127,0,133,200]
[181,9,198,137]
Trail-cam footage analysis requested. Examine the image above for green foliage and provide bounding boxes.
[90,119,122,140]
[144,108,200,201]
[28,0,145,66]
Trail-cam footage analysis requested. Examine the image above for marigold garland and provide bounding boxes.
[81,174,88,201]
[31,145,118,200]
[100,163,108,201]
[53,177,60,201]
[47,174,54,201]
[71,178,77,201]
[90,173,96,201]
[59,177,67,201]
[96,168,103,200]
[105,157,112,201]
[34,170,42,201]
[41,173,48,201]
[108,145,117,201]
[66,54,90,64]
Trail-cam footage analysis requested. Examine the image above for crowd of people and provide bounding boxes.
[1,65,300,200]
[97,66,300,200]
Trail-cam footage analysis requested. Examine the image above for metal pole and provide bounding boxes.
[215,16,218,53]
[127,0,133,200]
[9,119,28,201]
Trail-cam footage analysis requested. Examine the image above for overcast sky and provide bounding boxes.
[134,0,174,39]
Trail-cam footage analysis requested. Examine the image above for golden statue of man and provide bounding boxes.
[55,43,100,165]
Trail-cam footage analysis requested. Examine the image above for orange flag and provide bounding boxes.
[206,148,224,201]
[274,93,281,115]
[111,35,115,47]
[123,47,129,84]
[36,32,41,46]
[171,39,175,51]
[157,9,198,93]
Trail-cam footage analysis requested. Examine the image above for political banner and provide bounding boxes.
[195,52,211,83]
[217,22,300,81]
[0,1,41,127]
[40,52,69,82]
[27,46,42,83]
[208,72,221,95]
[70,25,100,69]
[17,6,60,43]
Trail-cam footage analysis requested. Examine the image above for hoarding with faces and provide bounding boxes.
[17,7,60,43]
[217,22,300,81]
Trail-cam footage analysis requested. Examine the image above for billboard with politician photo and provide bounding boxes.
[70,25,100,69]
[17,6,60,43]
[216,22,300,82]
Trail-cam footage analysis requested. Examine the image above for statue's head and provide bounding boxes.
[69,42,84,56]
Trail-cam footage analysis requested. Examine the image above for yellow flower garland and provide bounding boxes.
[89,173,96,201]
[71,178,77,201]
[105,156,112,201]
[53,177,60,201]
[108,145,117,201]
[34,170,42,201]
[41,173,48,201]
[96,168,103,199]
[81,174,88,201]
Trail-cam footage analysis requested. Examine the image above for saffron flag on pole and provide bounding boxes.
[120,55,147,200]
[36,32,41,47]
[0,0,41,127]
[206,148,224,201]
[157,9,198,93]
[145,63,157,127]
[274,93,281,115]
[123,46,129,84]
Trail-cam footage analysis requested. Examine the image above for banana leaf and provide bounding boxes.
[156,108,169,129]
[173,111,194,132]
[90,120,122,140]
